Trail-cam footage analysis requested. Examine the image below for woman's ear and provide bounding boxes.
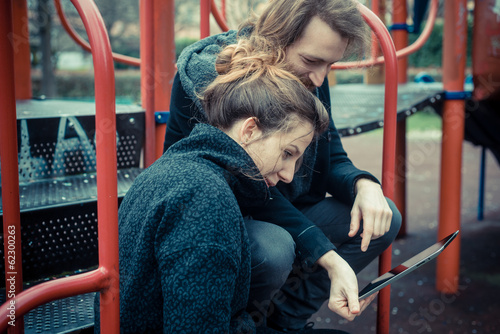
[239,117,262,145]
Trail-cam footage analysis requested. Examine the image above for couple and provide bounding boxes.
[113,0,401,333]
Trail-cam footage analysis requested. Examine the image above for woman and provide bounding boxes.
[114,40,329,333]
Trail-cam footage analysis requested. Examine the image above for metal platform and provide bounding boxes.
[0,99,145,333]
[330,82,445,136]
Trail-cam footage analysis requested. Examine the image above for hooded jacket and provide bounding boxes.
[117,124,269,333]
[164,30,379,266]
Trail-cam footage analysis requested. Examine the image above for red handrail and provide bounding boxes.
[357,3,398,334]
[54,0,141,67]
[0,0,120,332]
[333,0,438,70]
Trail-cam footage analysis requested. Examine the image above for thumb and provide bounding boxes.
[348,292,360,315]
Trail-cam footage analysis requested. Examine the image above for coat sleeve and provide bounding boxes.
[158,246,242,333]
[247,188,336,266]
[319,80,380,204]
[154,185,254,334]
[163,72,202,152]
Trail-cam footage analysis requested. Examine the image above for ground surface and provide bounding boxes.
[308,130,500,334]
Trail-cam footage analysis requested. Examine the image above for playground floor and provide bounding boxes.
[310,130,500,333]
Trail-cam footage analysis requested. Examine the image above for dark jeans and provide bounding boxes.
[244,196,402,329]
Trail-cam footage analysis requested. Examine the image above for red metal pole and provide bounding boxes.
[333,0,438,70]
[12,0,32,99]
[54,0,140,67]
[358,4,398,333]
[436,0,467,294]
[393,0,409,238]
[153,0,176,160]
[70,0,120,331]
[201,0,211,39]
[0,1,25,332]
[141,0,156,167]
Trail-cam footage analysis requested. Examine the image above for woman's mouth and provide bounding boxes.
[264,177,276,187]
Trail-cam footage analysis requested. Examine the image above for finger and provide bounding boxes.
[349,208,361,237]
[361,227,372,252]
[385,209,393,234]
[359,293,378,314]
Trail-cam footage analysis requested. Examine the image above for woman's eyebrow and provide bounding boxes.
[289,144,301,155]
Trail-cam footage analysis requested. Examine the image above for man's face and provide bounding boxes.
[285,16,349,91]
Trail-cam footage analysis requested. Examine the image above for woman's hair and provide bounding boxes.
[240,0,369,60]
[200,38,329,139]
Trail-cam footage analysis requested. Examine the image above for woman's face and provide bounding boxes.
[246,121,314,187]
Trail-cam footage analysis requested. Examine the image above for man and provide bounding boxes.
[163,0,401,332]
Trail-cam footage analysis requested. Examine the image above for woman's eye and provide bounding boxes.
[284,150,293,158]
[303,58,314,64]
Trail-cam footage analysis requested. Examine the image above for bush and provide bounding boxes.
[407,19,473,68]
[32,70,142,103]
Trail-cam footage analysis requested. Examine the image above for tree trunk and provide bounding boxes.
[38,0,56,97]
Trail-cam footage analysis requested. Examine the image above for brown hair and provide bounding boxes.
[200,38,329,138]
[240,0,369,60]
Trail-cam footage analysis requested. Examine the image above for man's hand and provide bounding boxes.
[317,251,377,321]
[349,178,393,252]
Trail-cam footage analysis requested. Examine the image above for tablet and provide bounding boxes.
[358,230,460,300]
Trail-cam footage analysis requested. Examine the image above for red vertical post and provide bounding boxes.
[437,0,467,293]
[153,0,176,160]
[0,1,24,333]
[201,0,211,39]
[12,0,32,99]
[393,0,408,238]
[357,4,399,333]
[141,0,156,167]
[69,0,120,331]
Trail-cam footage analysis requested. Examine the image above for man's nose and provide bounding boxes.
[308,67,328,88]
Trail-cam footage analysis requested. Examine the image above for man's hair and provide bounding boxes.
[200,38,329,138]
[240,0,369,60]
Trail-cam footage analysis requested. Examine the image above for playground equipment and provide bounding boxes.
[0,0,489,333]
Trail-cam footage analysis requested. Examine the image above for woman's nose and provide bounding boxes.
[277,163,295,184]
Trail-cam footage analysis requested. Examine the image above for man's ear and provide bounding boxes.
[239,117,262,144]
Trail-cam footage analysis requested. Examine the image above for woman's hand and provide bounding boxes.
[317,250,377,321]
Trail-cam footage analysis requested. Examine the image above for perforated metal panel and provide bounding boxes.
[24,293,95,334]
[0,100,144,333]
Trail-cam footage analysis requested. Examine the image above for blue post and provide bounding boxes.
[478,146,486,221]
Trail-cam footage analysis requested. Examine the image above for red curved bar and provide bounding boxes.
[0,270,109,333]
[54,0,141,67]
[0,0,120,332]
[70,0,120,331]
[357,3,398,334]
[211,0,230,32]
[333,0,438,70]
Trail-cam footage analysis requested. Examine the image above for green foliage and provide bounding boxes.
[32,70,142,103]
[408,19,473,68]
